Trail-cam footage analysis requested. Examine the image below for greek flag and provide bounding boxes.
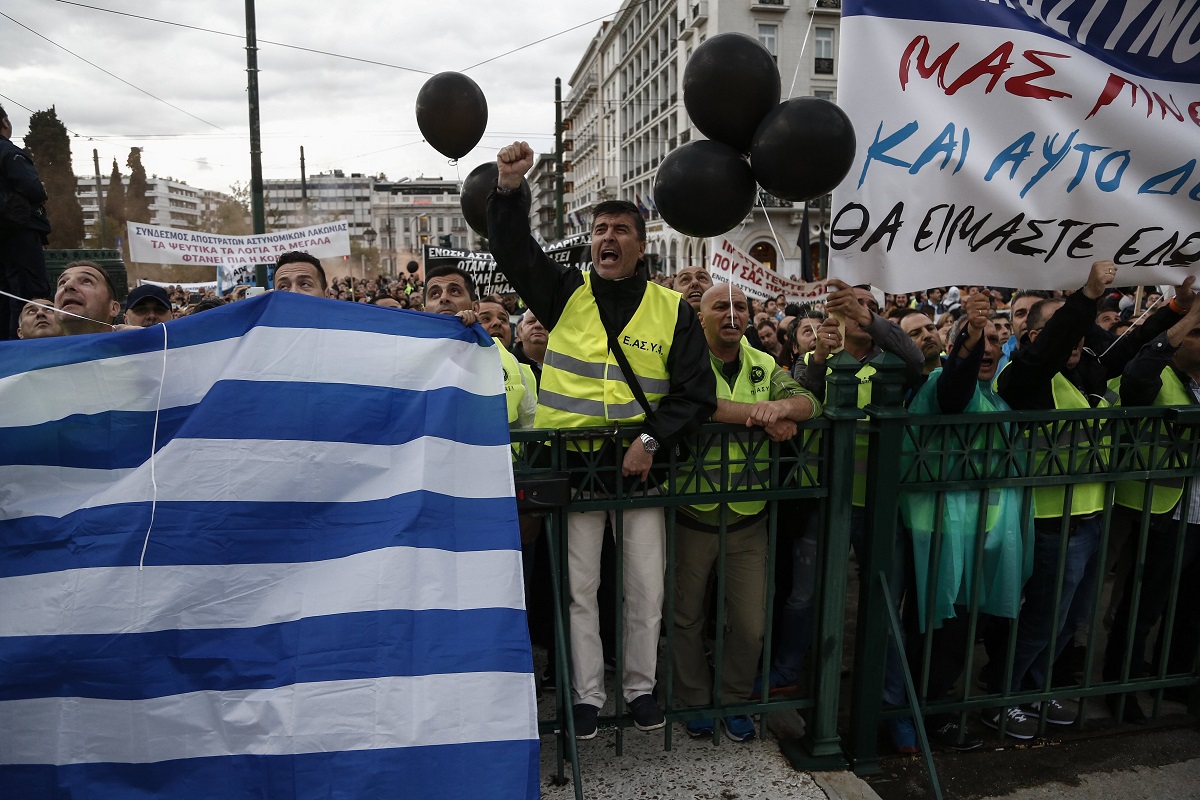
[0,292,538,799]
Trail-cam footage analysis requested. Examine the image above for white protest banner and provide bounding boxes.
[127,220,352,271]
[831,1,1200,291]
[709,236,829,304]
[139,279,218,292]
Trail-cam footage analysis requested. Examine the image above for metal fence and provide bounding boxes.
[513,351,1200,798]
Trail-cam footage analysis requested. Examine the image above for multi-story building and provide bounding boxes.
[75,174,211,241]
[526,151,561,244]
[560,0,842,278]
[369,178,470,274]
[262,170,374,240]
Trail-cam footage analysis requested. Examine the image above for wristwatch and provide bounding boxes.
[639,433,660,453]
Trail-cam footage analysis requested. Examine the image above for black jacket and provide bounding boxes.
[998,289,1180,410]
[0,136,51,238]
[487,189,715,446]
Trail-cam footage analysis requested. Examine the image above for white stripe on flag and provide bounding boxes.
[0,546,524,638]
[0,437,515,521]
[0,671,538,766]
[0,326,502,428]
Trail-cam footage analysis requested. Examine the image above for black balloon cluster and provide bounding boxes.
[655,33,857,238]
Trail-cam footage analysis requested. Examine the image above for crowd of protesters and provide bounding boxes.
[4,208,1197,759]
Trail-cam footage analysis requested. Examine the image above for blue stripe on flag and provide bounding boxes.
[844,0,1200,86]
[0,290,494,380]
[0,740,540,800]
[2,382,511,468]
[0,293,535,799]
[0,608,533,701]
[0,494,520,578]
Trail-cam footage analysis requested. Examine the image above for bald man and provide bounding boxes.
[673,283,820,741]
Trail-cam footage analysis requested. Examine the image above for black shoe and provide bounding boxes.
[573,703,599,739]
[1106,693,1148,725]
[627,694,666,731]
[926,717,984,751]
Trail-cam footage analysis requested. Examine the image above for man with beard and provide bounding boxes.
[895,308,947,400]
[122,285,172,328]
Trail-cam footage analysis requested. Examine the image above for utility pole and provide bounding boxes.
[245,0,265,235]
[300,146,308,225]
[554,78,564,240]
[92,149,108,245]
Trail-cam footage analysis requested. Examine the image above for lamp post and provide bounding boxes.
[363,227,378,282]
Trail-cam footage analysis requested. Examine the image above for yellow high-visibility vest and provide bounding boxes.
[1114,367,1191,515]
[535,274,678,441]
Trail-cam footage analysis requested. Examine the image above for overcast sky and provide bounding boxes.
[3,0,606,194]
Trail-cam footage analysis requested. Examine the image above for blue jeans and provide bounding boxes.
[1007,517,1102,692]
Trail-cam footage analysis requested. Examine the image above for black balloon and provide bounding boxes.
[460,162,530,238]
[406,260,420,274]
[653,141,756,238]
[415,72,488,160]
[751,98,856,202]
[683,33,781,154]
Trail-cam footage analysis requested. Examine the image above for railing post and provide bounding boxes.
[847,351,909,773]
[804,351,863,760]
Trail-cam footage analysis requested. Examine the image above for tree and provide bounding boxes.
[23,106,84,248]
[88,159,128,248]
[125,147,150,223]
[198,183,252,236]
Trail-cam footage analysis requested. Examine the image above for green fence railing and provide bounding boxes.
[512,350,1200,799]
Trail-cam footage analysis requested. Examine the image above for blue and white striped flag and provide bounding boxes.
[0,292,539,799]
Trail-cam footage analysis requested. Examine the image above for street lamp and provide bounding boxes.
[363,227,377,281]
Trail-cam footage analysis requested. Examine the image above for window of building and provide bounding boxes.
[814,28,834,75]
[757,24,778,61]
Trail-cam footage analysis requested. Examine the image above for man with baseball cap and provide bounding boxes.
[123,285,172,327]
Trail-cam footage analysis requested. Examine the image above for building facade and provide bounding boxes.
[370,178,470,275]
[559,0,842,279]
[75,174,213,242]
[262,170,374,240]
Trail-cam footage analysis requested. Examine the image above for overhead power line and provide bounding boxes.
[0,11,228,131]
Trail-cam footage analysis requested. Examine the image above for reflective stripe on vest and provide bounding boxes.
[1030,372,1109,518]
[682,341,778,519]
[1114,368,1190,515]
[535,273,678,435]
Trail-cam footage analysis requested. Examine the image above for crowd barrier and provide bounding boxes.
[511,351,1200,799]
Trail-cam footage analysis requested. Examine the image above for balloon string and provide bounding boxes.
[756,193,790,289]
[0,289,117,330]
[788,12,817,99]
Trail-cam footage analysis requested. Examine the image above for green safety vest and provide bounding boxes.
[535,273,678,442]
[680,340,778,522]
[1029,372,1110,519]
[1114,367,1191,515]
[802,351,874,505]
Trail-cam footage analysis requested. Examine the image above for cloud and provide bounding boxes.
[7,0,605,192]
